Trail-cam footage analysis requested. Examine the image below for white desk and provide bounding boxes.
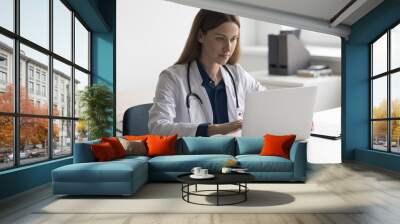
[250,70,341,112]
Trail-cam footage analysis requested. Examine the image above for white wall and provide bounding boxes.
[116,0,198,133]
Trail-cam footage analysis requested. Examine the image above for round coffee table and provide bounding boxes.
[177,172,255,206]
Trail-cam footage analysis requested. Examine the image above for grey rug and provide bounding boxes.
[38,183,362,214]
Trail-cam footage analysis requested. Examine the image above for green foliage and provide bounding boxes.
[372,99,400,140]
[79,84,113,140]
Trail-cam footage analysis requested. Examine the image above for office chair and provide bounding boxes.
[122,103,153,135]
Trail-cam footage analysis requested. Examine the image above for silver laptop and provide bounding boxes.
[241,86,317,140]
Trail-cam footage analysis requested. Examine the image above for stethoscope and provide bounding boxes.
[185,60,240,112]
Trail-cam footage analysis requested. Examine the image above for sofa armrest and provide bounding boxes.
[289,141,307,181]
[73,140,100,163]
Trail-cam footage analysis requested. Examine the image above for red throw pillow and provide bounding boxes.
[91,142,117,161]
[101,137,127,158]
[259,134,296,159]
[146,135,177,157]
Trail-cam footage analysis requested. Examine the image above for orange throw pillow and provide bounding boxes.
[124,135,148,141]
[146,135,177,157]
[91,142,117,161]
[259,134,296,159]
[101,137,127,158]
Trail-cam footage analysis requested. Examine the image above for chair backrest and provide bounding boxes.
[123,103,153,135]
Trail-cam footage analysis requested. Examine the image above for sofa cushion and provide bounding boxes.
[91,142,118,161]
[118,138,147,156]
[53,158,148,183]
[236,137,263,155]
[74,140,101,163]
[147,135,177,157]
[115,155,150,163]
[148,154,235,172]
[260,134,296,159]
[101,137,127,158]
[236,155,293,172]
[180,136,235,155]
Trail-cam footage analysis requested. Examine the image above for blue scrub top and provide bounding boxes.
[195,60,229,136]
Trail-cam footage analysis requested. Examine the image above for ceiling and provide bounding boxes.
[228,0,352,23]
[166,0,384,38]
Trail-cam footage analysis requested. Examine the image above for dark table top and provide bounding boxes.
[177,172,255,185]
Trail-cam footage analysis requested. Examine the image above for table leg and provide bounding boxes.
[217,184,219,206]
[181,184,183,199]
[245,183,247,201]
[195,184,197,192]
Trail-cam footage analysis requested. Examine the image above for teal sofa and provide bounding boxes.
[52,136,307,196]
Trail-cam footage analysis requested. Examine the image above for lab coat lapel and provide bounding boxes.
[221,65,237,122]
[190,62,213,123]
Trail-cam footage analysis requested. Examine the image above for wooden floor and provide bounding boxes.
[1,162,400,224]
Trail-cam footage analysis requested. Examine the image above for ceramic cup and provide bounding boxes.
[191,167,202,176]
[221,167,232,174]
[200,169,208,176]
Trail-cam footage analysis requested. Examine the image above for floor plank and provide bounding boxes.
[1,162,400,224]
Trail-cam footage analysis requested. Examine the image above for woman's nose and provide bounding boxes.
[224,39,231,50]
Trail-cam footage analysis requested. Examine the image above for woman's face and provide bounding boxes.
[198,22,239,65]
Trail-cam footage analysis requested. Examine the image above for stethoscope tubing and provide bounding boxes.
[185,61,239,109]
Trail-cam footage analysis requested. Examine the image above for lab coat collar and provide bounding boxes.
[189,61,214,123]
[220,64,238,122]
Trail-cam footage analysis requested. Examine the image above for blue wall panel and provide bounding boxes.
[355,149,400,172]
[343,0,400,170]
[92,33,114,88]
[92,32,115,135]
[342,44,369,160]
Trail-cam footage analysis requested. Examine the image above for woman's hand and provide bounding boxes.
[207,120,242,136]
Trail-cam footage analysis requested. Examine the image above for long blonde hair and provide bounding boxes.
[175,9,241,65]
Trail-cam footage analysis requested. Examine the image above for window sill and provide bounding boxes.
[0,156,72,175]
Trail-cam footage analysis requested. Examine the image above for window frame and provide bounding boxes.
[370,20,400,154]
[0,0,92,171]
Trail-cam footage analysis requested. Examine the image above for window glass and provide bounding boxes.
[0,34,14,113]
[75,120,88,143]
[372,121,388,151]
[391,24,400,70]
[74,69,89,118]
[20,0,49,49]
[372,33,387,76]
[372,76,387,119]
[53,59,72,117]
[0,116,14,170]
[20,44,49,115]
[19,117,49,165]
[391,72,400,118]
[53,0,72,60]
[53,119,72,158]
[74,18,89,70]
[391,120,400,153]
[0,0,14,31]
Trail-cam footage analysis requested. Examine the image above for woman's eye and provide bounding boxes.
[216,37,224,41]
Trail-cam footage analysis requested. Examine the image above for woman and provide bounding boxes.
[148,9,265,137]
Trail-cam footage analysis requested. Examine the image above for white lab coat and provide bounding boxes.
[148,62,266,137]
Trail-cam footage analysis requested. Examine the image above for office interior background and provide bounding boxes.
[116,0,342,163]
